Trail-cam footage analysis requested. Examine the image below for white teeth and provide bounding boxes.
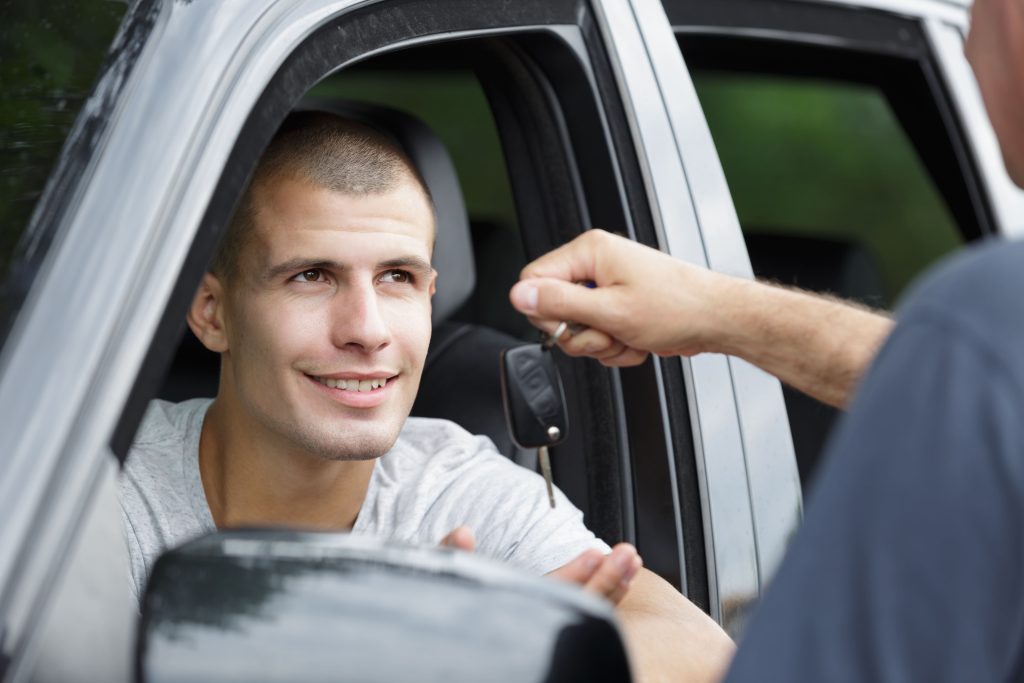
[315,376,390,391]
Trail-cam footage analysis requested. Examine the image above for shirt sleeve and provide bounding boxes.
[422,439,611,575]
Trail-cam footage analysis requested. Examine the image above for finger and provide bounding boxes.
[546,549,604,584]
[604,556,643,605]
[510,277,615,332]
[439,526,476,552]
[557,328,621,358]
[598,346,650,367]
[583,544,640,600]
[519,229,612,283]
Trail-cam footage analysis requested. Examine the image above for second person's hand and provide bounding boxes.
[509,229,740,366]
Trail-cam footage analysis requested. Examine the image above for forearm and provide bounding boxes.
[617,571,735,683]
[710,277,894,408]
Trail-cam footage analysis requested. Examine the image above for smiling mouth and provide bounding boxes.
[308,375,395,392]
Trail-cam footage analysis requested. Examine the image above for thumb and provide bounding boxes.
[439,526,476,552]
[510,278,610,329]
[546,549,604,584]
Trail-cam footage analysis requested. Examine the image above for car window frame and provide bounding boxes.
[667,0,998,243]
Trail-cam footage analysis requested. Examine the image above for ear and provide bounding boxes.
[429,269,438,298]
[187,273,230,353]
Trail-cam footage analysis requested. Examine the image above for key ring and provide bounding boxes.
[543,321,571,350]
[543,321,589,350]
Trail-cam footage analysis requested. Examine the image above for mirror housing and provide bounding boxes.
[137,530,631,682]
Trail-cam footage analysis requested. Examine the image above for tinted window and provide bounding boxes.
[679,31,989,485]
[0,0,127,343]
[692,72,962,308]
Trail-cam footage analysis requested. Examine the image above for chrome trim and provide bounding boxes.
[923,18,1024,237]
[672,25,878,51]
[653,358,689,588]
[793,0,968,26]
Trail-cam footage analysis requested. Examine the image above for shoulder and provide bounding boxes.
[128,398,210,451]
[898,238,1024,331]
[894,238,1024,368]
[120,397,209,500]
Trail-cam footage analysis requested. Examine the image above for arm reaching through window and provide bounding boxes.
[510,229,892,409]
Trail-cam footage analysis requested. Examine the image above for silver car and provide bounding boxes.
[1,0,1020,680]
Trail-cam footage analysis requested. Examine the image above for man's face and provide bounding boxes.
[965,0,1024,187]
[217,174,436,461]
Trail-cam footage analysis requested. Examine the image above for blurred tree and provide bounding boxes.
[0,0,126,279]
[692,73,962,304]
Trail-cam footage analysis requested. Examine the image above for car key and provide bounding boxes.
[500,338,569,509]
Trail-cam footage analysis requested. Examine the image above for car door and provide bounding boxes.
[1,0,773,678]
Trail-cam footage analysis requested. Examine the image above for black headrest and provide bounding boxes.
[297,99,476,324]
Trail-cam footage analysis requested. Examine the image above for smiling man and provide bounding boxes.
[119,112,732,683]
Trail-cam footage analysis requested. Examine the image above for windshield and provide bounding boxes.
[0,0,136,350]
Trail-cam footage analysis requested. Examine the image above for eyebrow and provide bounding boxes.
[379,256,434,278]
[262,256,434,281]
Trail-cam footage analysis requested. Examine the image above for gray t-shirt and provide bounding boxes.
[119,398,608,601]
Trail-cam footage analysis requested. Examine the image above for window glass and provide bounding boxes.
[691,70,967,483]
[691,72,963,308]
[0,0,127,341]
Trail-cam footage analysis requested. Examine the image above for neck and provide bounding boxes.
[198,398,376,531]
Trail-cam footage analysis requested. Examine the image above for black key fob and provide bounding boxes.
[499,343,568,449]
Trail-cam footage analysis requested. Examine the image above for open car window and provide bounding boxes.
[666,0,996,485]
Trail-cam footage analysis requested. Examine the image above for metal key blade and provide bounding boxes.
[538,445,555,509]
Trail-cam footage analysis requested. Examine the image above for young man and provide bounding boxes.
[510,0,1024,679]
[120,112,733,683]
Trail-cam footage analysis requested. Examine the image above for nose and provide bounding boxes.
[330,280,391,353]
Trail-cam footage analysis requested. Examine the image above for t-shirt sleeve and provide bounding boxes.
[419,434,611,575]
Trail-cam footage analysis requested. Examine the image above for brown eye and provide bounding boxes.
[294,269,322,283]
[380,270,412,284]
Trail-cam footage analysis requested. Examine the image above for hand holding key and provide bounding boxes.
[510,229,727,365]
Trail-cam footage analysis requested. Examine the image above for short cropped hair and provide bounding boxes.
[211,110,432,280]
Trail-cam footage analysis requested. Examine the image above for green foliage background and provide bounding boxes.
[692,73,963,304]
[0,0,125,275]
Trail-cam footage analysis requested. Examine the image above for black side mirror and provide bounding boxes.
[137,530,631,683]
